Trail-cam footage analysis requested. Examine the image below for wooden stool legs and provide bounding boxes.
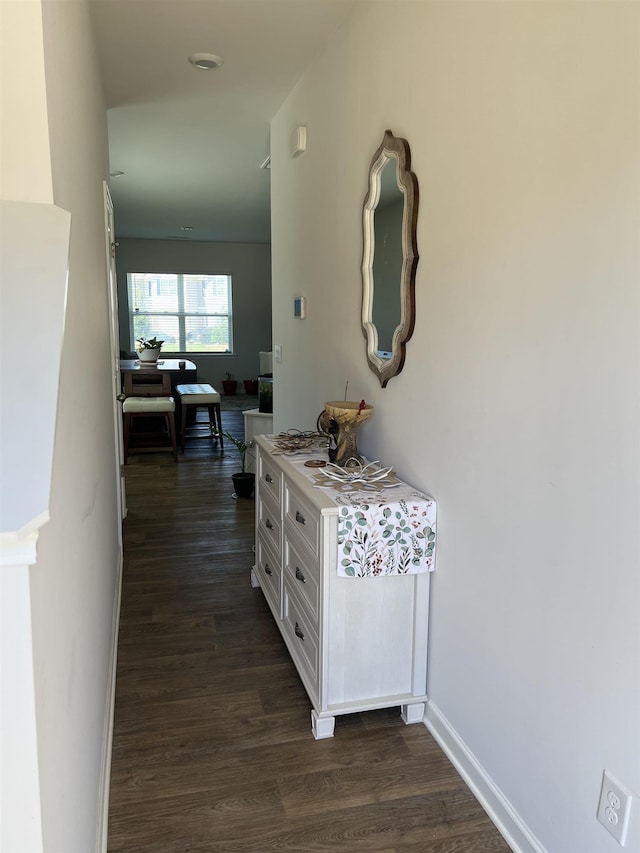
[209,404,224,448]
[180,402,223,452]
[123,411,177,463]
[166,412,178,462]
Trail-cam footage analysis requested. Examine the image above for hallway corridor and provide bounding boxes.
[107,410,510,852]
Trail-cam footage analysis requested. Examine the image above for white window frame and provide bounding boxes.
[127,272,233,354]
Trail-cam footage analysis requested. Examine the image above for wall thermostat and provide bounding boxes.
[293,296,306,319]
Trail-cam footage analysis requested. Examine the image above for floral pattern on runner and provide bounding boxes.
[335,492,436,578]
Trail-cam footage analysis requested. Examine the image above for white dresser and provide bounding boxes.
[251,435,432,739]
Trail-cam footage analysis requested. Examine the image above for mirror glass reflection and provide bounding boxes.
[371,159,404,357]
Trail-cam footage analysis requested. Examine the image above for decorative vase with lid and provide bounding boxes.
[322,400,373,467]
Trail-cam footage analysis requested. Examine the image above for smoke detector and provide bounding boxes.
[188,53,224,70]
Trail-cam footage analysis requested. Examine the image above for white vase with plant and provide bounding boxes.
[136,336,164,363]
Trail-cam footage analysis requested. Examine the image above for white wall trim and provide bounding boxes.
[95,550,123,853]
[424,701,546,853]
[0,526,42,568]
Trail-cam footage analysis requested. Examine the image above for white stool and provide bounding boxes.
[122,372,177,463]
[175,383,224,452]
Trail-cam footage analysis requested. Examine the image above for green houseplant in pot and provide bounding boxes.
[136,336,164,363]
[222,372,238,395]
[223,431,255,498]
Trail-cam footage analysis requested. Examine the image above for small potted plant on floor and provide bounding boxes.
[136,336,164,363]
[223,431,255,498]
[222,371,238,395]
[243,378,259,395]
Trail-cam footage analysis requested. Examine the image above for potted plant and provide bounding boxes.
[223,431,255,498]
[136,336,164,363]
[222,371,238,395]
[243,378,259,395]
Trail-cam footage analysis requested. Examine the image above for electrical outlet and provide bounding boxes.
[274,344,282,364]
[597,770,633,846]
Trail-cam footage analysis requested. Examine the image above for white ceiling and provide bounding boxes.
[90,0,356,243]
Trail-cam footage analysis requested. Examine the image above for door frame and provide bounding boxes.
[103,182,127,523]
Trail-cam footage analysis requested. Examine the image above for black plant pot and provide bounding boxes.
[232,472,255,498]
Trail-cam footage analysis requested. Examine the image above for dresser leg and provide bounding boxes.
[250,568,261,588]
[311,711,335,739]
[401,702,425,725]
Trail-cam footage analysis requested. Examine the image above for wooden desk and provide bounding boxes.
[120,358,197,376]
[120,359,197,391]
[120,359,197,439]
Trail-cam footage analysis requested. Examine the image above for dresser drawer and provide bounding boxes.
[283,580,319,703]
[256,536,282,617]
[257,451,282,509]
[257,493,281,560]
[284,483,320,556]
[284,535,320,624]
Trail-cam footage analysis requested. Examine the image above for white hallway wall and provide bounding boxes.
[115,238,272,390]
[2,0,120,850]
[271,3,640,852]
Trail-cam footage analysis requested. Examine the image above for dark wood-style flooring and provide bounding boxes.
[107,410,512,852]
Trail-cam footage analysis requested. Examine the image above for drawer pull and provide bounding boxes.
[295,510,306,525]
[295,567,306,584]
[264,563,273,576]
[294,622,305,641]
[265,473,273,483]
[265,519,274,530]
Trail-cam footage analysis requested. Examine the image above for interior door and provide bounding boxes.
[104,182,127,523]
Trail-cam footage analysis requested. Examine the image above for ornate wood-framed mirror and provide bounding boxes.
[361,129,419,387]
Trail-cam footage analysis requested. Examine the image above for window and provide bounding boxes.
[127,273,232,353]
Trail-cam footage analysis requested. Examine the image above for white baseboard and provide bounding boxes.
[424,700,546,853]
[95,551,123,852]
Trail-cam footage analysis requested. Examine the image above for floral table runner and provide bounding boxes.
[332,488,436,577]
[268,438,437,578]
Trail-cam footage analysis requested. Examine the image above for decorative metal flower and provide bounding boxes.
[315,460,400,492]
